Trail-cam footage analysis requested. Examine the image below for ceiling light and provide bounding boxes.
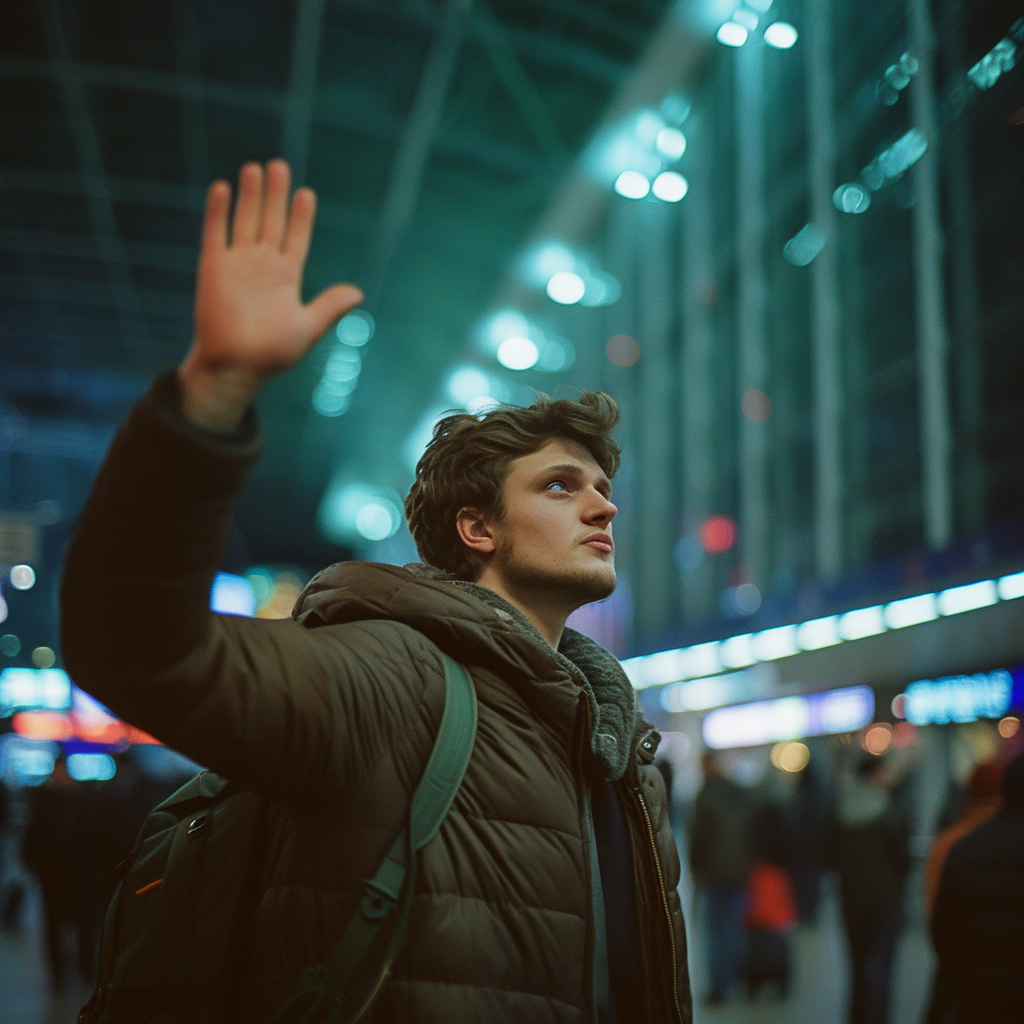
[763,22,798,48]
[655,127,686,160]
[614,170,650,199]
[717,21,749,46]
[496,336,539,371]
[652,171,689,202]
[546,271,586,305]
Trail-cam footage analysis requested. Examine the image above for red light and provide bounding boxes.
[13,711,74,742]
[606,335,640,367]
[699,516,736,554]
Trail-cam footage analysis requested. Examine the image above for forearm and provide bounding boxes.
[60,372,262,721]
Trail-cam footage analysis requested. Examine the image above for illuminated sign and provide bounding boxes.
[702,685,875,750]
[903,667,1024,726]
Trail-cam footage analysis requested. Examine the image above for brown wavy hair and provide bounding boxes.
[405,391,621,580]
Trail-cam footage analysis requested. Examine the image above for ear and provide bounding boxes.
[456,507,497,556]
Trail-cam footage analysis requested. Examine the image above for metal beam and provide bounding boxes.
[474,0,571,165]
[359,0,471,307]
[37,0,150,351]
[0,58,544,179]
[283,0,328,184]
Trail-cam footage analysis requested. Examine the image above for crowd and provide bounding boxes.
[687,740,1024,1024]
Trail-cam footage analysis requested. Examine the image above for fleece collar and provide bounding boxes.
[405,564,645,781]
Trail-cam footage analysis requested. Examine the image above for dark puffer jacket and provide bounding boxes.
[926,751,1024,1024]
[60,376,691,1023]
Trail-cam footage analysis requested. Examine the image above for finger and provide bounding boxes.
[259,159,291,248]
[283,186,317,264]
[230,162,263,245]
[201,180,231,255]
[306,284,365,342]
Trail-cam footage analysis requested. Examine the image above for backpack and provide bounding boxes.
[79,644,477,1024]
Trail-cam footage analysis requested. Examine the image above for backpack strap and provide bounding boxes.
[273,648,477,1024]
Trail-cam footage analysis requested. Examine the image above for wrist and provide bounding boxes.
[176,359,262,433]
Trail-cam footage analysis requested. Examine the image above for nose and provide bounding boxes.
[585,490,617,526]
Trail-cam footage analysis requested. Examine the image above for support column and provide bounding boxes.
[680,113,718,620]
[635,200,677,640]
[908,0,954,550]
[805,0,844,579]
[735,41,770,586]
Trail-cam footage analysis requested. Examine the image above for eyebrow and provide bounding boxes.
[538,462,612,496]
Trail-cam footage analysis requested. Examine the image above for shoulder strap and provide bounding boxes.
[273,647,477,1024]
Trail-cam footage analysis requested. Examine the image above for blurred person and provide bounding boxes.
[824,757,911,1024]
[790,760,827,924]
[59,160,690,1023]
[923,759,1003,914]
[925,749,1024,1024]
[743,786,798,1000]
[21,757,101,991]
[690,752,753,1005]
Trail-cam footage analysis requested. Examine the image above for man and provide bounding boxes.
[689,753,753,1005]
[60,160,691,1023]
[824,757,910,1024]
[925,750,1024,1024]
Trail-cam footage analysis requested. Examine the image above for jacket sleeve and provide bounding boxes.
[59,374,439,805]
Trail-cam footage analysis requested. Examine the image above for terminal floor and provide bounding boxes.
[0,878,935,1024]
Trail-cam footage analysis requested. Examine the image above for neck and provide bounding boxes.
[473,568,571,649]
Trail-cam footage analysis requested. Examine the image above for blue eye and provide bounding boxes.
[549,481,567,492]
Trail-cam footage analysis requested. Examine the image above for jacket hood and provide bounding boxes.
[293,561,648,781]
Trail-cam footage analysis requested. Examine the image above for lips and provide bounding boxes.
[583,533,613,553]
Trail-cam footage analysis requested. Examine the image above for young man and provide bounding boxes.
[60,160,691,1023]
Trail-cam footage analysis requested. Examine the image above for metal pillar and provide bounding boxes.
[680,113,718,619]
[908,0,954,550]
[805,0,844,579]
[635,199,677,640]
[282,0,327,187]
[735,41,769,586]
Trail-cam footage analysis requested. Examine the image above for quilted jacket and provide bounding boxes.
[60,375,692,1023]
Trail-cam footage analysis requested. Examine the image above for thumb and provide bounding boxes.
[307,284,365,342]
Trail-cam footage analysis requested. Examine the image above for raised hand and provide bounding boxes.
[178,160,363,431]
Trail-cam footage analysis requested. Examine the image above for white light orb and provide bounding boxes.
[655,127,686,160]
[336,310,374,346]
[652,171,689,202]
[546,271,586,305]
[447,367,490,406]
[497,336,540,370]
[614,170,650,200]
[10,565,35,591]
[355,502,398,541]
[763,21,798,48]
[717,21,749,46]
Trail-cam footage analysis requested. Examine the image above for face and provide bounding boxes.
[481,438,618,611]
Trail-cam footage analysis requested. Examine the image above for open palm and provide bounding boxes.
[180,160,362,429]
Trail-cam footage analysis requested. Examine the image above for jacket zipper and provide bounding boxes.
[635,785,684,1024]
[574,695,598,1024]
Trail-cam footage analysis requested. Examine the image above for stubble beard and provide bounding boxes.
[495,534,617,613]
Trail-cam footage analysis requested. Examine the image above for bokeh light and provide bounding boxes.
[771,740,810,772]
[32,647,56,669]
[652,171,689,203]
[699,516,736,554]
[10,565,35,591]
[546,271,586,304]
[999,715,1020,738]
[614,170,650,200]
[606,334,640,366]
[863,722,893,755]
[741,389,771,422]
[0,635,21,657]
[497,336,540,370]
[763,22,798,49]
[717,22,748,47]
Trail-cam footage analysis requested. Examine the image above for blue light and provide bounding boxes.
[210,573,257,617]
[702,686,874,750]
